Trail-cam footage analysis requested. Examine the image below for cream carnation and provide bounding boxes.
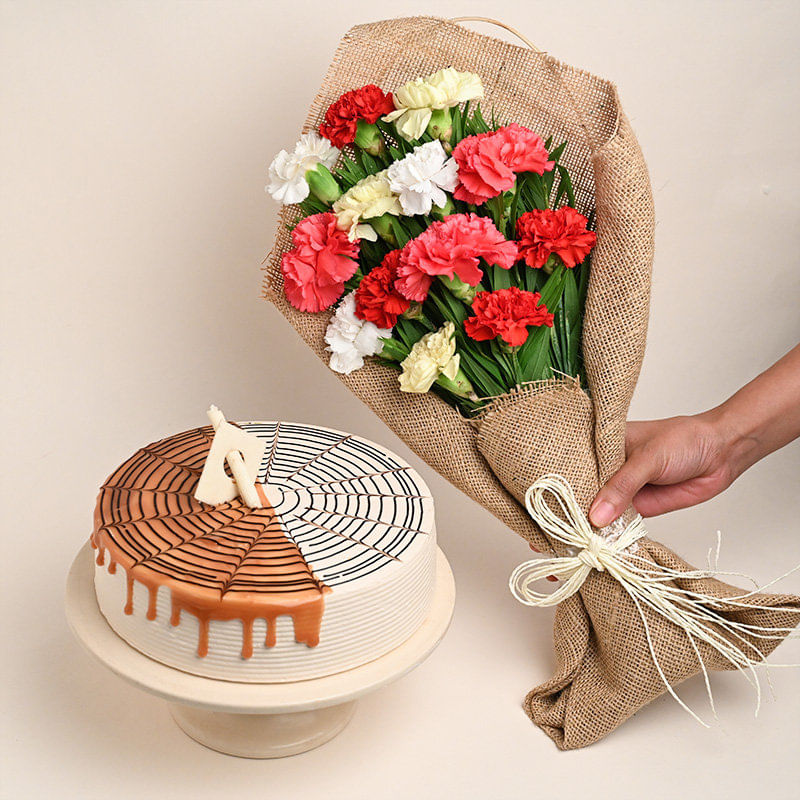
[324,292,391,374]
[383,68,484,141]
[398,321,460,393]
[267,132,340,205]
[387,141,458,215]
[332,170,402,241]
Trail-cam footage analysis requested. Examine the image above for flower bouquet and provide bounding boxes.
[263,16,799,749]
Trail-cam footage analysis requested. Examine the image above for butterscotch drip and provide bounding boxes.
[91,426,330,659]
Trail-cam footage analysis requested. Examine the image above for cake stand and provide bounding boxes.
[65,543,455,758]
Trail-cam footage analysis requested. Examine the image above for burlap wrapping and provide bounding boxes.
[262,16,800,749]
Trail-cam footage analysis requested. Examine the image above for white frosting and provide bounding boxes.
[93,421,437,682]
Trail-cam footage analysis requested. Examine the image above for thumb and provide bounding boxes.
[589,452,659,528]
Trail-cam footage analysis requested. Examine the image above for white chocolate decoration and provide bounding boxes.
[194,405,266,508]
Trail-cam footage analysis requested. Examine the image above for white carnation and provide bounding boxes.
[324,293,392,375]
[266,132,340,205]
[266,149,308,205]
[294,131,339,171]
[387,141,458,215]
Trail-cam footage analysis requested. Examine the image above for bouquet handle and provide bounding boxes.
[449,16,543,52]
[449,16,601,150]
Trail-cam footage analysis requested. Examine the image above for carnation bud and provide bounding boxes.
[402,302,424,320]
[354,120,386,157]
[430,195,455,221]
[435,368,475,399]
[305,164,341,205]
[368,214,398,247]
[438,273,477,303]
[426,108,453,143]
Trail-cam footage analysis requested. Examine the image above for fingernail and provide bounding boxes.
[589,500,615,528]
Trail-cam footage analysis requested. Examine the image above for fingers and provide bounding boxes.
[529,542,558,581]
[589,451,661,527]
[632,479,717,517]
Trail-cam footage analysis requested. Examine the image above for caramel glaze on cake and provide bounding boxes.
[90,426,330,659]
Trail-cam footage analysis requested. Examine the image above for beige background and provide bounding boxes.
[2,1,799,797]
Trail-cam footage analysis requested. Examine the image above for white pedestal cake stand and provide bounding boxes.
[65,543,455,759]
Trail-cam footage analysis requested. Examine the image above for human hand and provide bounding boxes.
[588,414,743,528]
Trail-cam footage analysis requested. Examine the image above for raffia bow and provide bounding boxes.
[510,474,800,725]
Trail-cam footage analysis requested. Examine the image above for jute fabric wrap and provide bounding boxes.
[263,16,800,749]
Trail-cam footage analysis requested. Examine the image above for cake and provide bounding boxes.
[91,421,437,682]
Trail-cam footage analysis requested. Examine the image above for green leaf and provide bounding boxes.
[561,268,580,373]
[521,263,537,293]
[457,347,505,397]
[359,237,389,267]
[394,318,425,350]
[439,287,470,323]
[427,284,468,325]
[490,264,512,290]
[556,164,576,208]
[549,324,565,375]
[487,339,517,385]
[379,336,409,361]
[518,325,552,381]
[470,103,491,134]
[548,141,567,164]
[517,264,565,375]
[389,217,410,248]
[357,150,381,175]
[451,103,463,143]
[538,263,567,309]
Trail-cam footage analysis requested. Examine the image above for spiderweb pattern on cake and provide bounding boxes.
[242,422,433,587]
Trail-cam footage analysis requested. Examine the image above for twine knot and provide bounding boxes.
[508,473,800,727]
[578,533,609,572]
[508,474,645,609]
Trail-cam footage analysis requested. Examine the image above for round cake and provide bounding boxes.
[91,421,436,682]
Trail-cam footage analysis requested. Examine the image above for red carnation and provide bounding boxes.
[464,287,554,347]
[354,250,410,329]
[319,85,395,148]
[516,207,596,269]
[281,212,360,312]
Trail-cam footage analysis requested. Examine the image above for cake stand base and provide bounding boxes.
[168,701,357,758]
[65,543,455,759]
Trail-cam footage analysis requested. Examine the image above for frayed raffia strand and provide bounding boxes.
[509,474,800,726]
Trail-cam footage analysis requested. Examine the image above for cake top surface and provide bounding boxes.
[92,421,435,601]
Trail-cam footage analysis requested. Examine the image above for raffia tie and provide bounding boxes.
[510,474,800,726]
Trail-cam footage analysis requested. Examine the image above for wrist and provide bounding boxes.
[700,402,763,480]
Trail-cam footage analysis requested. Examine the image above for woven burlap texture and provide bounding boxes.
[262,16,800,750]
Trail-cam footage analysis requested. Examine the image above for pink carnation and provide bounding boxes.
[396,213,518,302]
[281,213,360,312]
[453,123,555,205]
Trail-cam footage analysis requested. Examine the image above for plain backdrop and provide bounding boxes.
[2,1,799,798]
